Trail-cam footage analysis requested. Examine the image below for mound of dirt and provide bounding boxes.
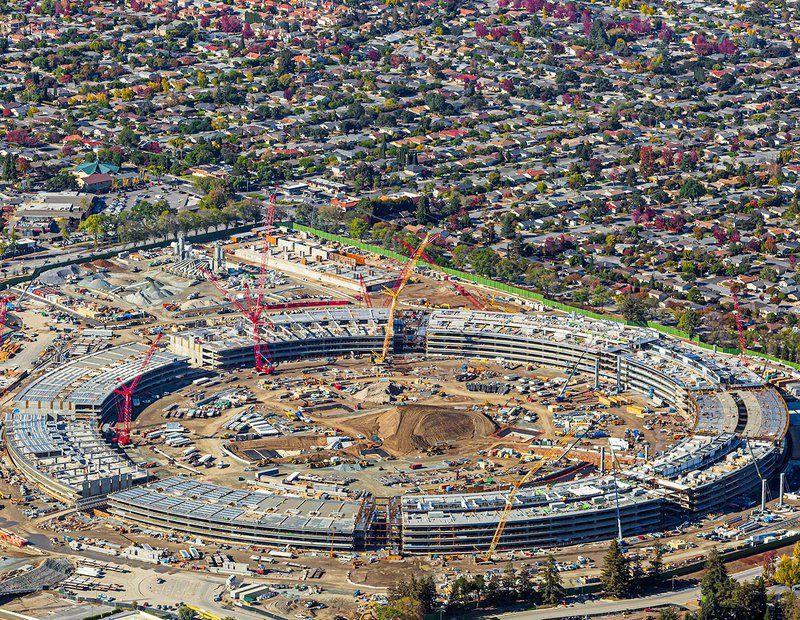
[351,381,404,404]
[337,405,497,455]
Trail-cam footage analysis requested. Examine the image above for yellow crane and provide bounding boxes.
[374,232,439,364]
[481,417,598,562]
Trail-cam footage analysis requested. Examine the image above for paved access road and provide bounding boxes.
[495,567,762,619]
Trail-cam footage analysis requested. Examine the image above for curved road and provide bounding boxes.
[495,567,762,619]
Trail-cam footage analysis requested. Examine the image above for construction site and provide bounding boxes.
[0,213,799,620]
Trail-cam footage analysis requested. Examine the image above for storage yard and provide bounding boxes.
[0,230,799,619]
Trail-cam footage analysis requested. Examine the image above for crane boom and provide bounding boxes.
[359,274,373,309]
[393,236,488,311]
[255,192,277,311]
[376,233,439,363]
[557,349,588,399]
[482,417,597,561]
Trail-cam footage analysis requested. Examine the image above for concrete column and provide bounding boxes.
[594,358,600,390]
[761,479,768,512]
[644,444,649,462]
[616,356,622,391]
[780,472,786,507]
[599,447,605,475]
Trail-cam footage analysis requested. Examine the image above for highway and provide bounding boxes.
[495,567,763,619]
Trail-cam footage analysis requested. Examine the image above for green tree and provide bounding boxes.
[416,196,430,225]
[375,596,425,620]
[177,607,195,620]
[600,539,631,598]
[679,179,705,205]
[350,218,369,241]
[677,308,700,337]
[387,574,436,613]
[539,555,564,605]
[78,214,110,248]
[699,547,733,620]
[592,286,612,310]
[619,294,650,323]
[657,608,680,620]
[648,545,664,583]
[469,247,498,277]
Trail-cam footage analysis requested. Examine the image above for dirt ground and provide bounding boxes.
[330,405,498,456]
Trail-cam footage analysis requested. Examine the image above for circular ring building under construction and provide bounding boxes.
[7,308,790,554]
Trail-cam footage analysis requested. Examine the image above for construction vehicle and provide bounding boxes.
[480,417,599,562]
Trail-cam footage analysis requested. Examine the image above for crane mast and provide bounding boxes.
[113,333,164,446]
[198,193,278,374]
[731,288,748,366]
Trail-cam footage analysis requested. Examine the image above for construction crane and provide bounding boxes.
[199,193,278,374]
[730,286,749,366]
[113,333,164,446]
[556,349,588,401]
[374,233,439,364]
[481,417,597,562]
[393,237,488,311]
[359,274,372,309]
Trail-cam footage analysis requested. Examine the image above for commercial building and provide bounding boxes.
[107,476,370,551]
[14,343,189,419]
[170,308,403,369]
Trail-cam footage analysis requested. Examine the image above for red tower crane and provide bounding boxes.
[113,333,164,446]
[731,288,749,366]
[199,193,278,374]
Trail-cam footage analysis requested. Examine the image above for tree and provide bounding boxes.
[679,179,705,205]
[592,286,612,310]
[388,574,436,614]
[699,548,733,620]
[177,607,195,620]
[619,294,650,323]
[350,218,369,241]
[375,596,425,620]
[470,247,498,277]
[600,539,631,598]
[648,545,664,583]
[774,542,800,587]
[78,214,110,248]
[657,609,680,620]
[416,196,430,225]
[539,555,563,605]
[55,217,70,241]
[677,308,699,337]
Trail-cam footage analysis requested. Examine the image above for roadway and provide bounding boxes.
[495,567,763,619]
